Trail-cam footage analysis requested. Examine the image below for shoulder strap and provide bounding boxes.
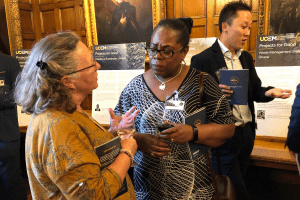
[206,151,220,199]
[199,71,223,175]
[198,72,205,107]
[200,72,223,199]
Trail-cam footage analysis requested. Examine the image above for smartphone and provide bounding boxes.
[157,124,174,132]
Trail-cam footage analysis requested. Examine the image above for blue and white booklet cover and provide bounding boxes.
[185,107,209,160]
[220,69,249,105]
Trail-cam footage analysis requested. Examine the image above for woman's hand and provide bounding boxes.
[120,138,138,156]
[108,106,140,136]
[159,122,194,144]
[134,133,172,158]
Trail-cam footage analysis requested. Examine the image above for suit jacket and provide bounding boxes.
[190,40,274,137]
[286,84,300,152]
[0,53,21,142]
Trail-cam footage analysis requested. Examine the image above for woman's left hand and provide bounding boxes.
[109,106,140,136]
[159,122,194,144]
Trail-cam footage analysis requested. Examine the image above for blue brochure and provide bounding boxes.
[220,69,249,105]
[186,107,209,160]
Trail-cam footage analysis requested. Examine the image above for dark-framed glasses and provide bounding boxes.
[67,59,97,75]
[145,46,185,59]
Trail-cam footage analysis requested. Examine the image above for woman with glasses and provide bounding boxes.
[14,32,138,200]
[115,18,235,199]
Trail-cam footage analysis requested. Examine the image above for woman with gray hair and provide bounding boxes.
[14,32,138,200]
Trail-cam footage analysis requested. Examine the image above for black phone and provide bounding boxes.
[157,124,174,132]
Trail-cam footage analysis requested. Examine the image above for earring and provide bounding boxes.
[181,60,186,66]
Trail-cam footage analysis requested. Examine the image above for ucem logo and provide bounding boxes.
[95,46,107,50]
[259,36,277,41]
[15,50,30,54]
[259,35,285,42]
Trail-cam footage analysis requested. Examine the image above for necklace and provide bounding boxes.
[154,65,183,91]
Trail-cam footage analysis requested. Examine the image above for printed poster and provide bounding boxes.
[92,43,145,124]
[13,49,32,126]
[184,37,216,66]
[255,33,300,137]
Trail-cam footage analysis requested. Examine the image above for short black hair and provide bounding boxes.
[219,2,252,33]
[151,18,193,47]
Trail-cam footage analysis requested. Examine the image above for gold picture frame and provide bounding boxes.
[84,0,166,50]
[258,0,271,35]
[4,0,23,55]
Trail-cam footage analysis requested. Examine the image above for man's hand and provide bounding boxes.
[265,88,292,99]
[219,84,233,97]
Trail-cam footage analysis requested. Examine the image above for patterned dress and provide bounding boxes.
[25,109,136,200]
[115,68,234,200]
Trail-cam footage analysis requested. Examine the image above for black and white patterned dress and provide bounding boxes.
[115,68,234,200]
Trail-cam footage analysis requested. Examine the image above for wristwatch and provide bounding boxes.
[191,125,198,142]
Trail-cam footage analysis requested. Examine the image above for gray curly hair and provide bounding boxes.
[14,32,81,114]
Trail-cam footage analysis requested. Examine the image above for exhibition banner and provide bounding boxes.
[13,49,32,126]
[255,33,300,137]
[184,37,216,66]
[92,43,145,124]
[13,49,31,68]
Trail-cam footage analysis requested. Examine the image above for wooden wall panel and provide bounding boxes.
[19,10,33,33]
[19,0,31,4]
[19,0,35,48]
[41,11,56,33]
[61,8,77,30]
[167,0,207,37]
[182,0,205,18]
[18,0,86,49]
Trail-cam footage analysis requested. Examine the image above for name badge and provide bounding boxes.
[165,100,185,110]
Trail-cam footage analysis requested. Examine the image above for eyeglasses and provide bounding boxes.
[67,60,97,75]
[145,46,185,59]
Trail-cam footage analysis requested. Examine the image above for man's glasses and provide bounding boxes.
[67,60,97,75]
[145,46,185,59]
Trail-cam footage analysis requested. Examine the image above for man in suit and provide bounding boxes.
[0,53,27,199]
[190,2,292,199]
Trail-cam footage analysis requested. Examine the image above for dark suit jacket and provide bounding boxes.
[286,84,300,152]
[0,53,21,142]
[190,40,274,137]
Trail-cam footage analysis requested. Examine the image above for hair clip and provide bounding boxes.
[36,61,48,70]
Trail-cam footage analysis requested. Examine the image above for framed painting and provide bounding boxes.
[258,0,300,35]
[3,0,23,55]
[84,0,166,50]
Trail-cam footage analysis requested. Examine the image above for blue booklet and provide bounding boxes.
[220,69,249,105]
[186,107,209,160]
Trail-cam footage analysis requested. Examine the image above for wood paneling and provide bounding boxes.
[167,0,207,38]
[18,0,86,49]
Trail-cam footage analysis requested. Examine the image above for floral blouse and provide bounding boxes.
[25,109,136,200]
